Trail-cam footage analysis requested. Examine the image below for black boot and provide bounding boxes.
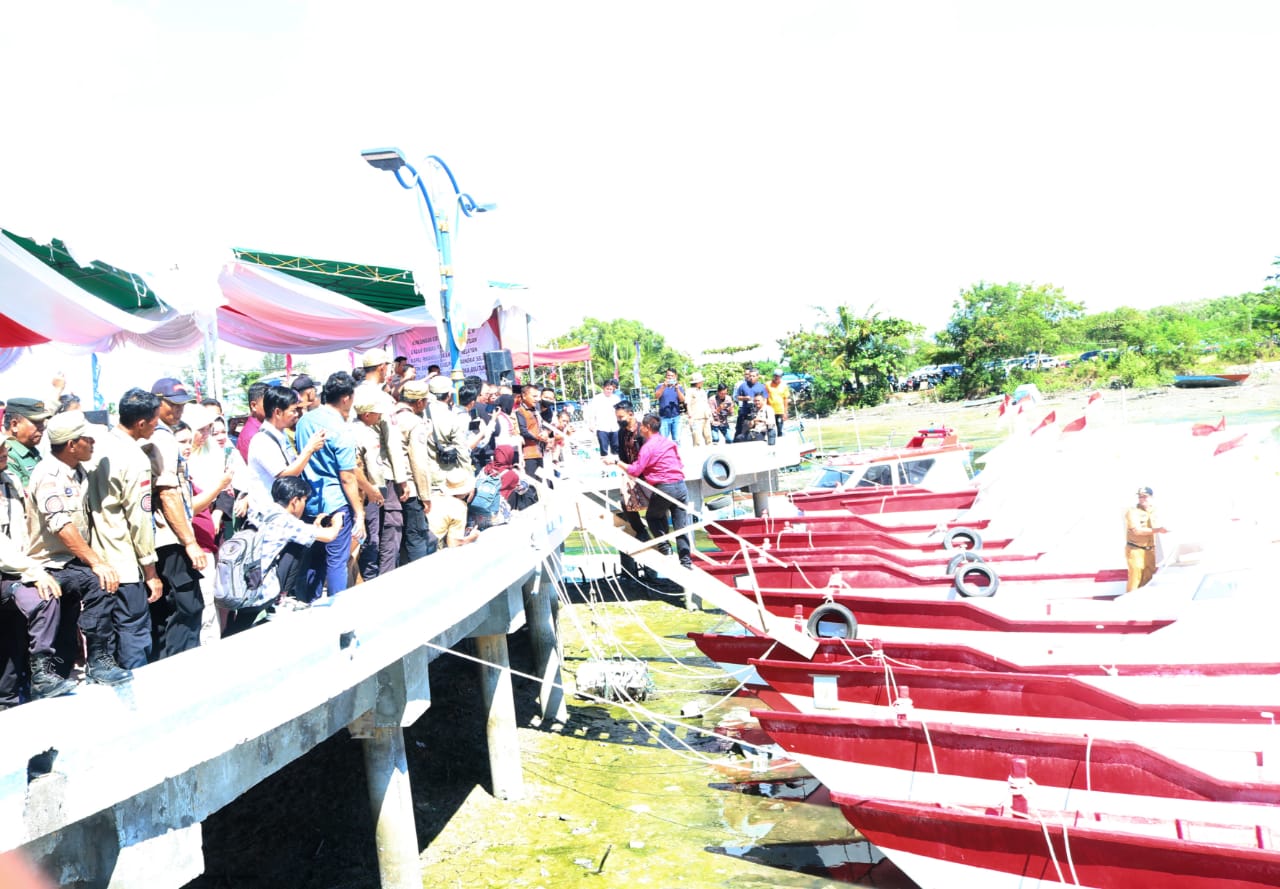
[30,655,77,699]
[85,639,132,686]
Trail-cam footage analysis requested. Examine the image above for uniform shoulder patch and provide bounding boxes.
[44,495,65,513]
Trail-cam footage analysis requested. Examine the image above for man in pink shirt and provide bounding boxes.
[612,413,692,568]
[236,381,268,463]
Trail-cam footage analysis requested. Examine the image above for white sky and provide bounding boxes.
[2,0,1279,400]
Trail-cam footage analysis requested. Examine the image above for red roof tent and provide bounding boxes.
[510,345,591,369]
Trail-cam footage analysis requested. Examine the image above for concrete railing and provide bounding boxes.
[2,503,571,889]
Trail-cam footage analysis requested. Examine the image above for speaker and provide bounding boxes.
[483,349,514,385]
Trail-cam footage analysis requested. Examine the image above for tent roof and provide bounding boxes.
[232,249,424,314]
[3,229,163,312]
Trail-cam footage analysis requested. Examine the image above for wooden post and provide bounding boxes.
[475,633,525,801]
[752,486,769,517]
[523,568,568,724]
[359,725,421,889]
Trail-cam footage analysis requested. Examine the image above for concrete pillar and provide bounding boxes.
[752,486,770,517]
[523,569,568,725]
[475,633,525,801]
[360,725,421,889]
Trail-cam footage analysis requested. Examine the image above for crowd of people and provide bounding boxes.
[0,348,572,710]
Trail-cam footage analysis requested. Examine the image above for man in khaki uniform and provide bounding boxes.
[393,381,433,561]
[85,389,164,668]
[409,375,473,500]
[0,429,77,704]
[686,372,712,446]
[26,412,131,685]
[1124,486,1167,591]
[352,386,394,580]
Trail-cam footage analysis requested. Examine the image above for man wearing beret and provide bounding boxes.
[0,429,78,705]
[3,397,54,489]
[409,375,473,499]
[26,411,131,685]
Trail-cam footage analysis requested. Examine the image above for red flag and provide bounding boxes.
[1191,416,1226,437]
[1087,390,1101,405]
[998,394,1010,416]
[1017,401,1025,415]
[1061,415,1087,433]
[1031,411,1057,435]
[1214,434,1247,456]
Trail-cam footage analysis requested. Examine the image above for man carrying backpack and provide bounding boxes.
[219,476,345,637]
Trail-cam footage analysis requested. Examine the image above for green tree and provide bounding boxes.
[542,318,693,400]
[778,306,921,413]
[937,282,1083,398]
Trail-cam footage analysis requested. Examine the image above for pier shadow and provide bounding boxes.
[706,838,918,887]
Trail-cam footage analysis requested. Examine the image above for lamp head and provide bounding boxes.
[361,147,408,172]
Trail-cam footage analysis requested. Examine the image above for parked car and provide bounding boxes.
[1078,348,1118,362]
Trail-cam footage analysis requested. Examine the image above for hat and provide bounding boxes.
[689,372,705,384]
[152,377,193,404]
[772,370,783,378]
[402,380,431,400]
[181,402,217,432]
[5,397,53,421]
[442,467,475,497]
[353,385,393,415]
[428,375,454,396]
[360,347,391,369]
[1136,486,1154,497]
[290,374,316,392]
[46,411,108,446]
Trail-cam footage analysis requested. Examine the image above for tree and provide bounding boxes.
[937,282,1083,398]
[542,318,693,400]
[778,306,921,413]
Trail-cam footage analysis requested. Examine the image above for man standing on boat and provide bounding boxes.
[1124,486,1166,591]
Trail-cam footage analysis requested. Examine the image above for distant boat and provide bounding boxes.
[1172,373,1249,389]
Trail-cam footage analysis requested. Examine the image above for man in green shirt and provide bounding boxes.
[2,398,54,488]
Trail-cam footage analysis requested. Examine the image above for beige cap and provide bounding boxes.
[46,410,108,446]
[428,375,454,396]
[360,347,392,369]
[442,467,475,497]
[402,380,431,400]
[689,372,705,384]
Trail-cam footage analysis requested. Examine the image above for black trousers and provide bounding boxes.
[150,545,204,661]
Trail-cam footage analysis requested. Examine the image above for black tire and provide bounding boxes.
[702,454,737,491]
[954,563,1000,598]
[806,602,858,639]
[942,527,983,553]
[703,493,733,511]
[946,550,985,576]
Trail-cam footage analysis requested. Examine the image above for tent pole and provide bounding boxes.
[525,313,535,387]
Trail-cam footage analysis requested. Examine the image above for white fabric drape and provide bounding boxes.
[0,232,205,353]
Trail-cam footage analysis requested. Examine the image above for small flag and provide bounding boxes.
[1087,390,1101,405]
[1214,434,1247,456]
[1062,415,1087,433]
[1031,410,1057,435]
[1192,416,1226,437]
[998,394,1011,416]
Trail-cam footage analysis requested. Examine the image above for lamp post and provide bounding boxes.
[360,147,495,386]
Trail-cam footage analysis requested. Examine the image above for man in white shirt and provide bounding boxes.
[586,379,621,456]
[247,386,326,505]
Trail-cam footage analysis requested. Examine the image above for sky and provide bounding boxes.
[2,0,1279,399]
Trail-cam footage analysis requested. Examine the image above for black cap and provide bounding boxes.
[151,378,193,404]
[290,374,316,392]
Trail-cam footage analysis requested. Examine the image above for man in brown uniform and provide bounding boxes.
[26,411,131,685]
[1124,486,1167,591]
[392,380,433,561]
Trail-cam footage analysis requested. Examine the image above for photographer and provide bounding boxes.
[409,376,472,499]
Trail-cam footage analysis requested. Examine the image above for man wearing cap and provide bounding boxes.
[235,382,269,463]
[686,372,712,446]
[392,380,433,562]
[295,372,366,598]
[361,348,392,390]
[27,411,132,685]
[586,379,621,456]
[351,385,395,580]
[3,398,54,489]
[0,429,78,706]
[654,368,686,443]
[1124,486,1167,591]
[765,371,790,438]
[147,377,211,658]
[429,467,481,548]
[290,375,320,414]
[84,389,164,668]
[409,376,473,501]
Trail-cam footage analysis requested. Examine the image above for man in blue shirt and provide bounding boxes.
[732,367,768,442]
[654,368,685,443]
[294,372,366,600]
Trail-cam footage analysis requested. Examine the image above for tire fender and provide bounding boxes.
[946,550,985,576]
[954,563,1000,597]
[702,454,737,491]
[942,527,984,553]
[806,602,858,639]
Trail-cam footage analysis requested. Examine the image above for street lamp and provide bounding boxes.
[360,147,496,385]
